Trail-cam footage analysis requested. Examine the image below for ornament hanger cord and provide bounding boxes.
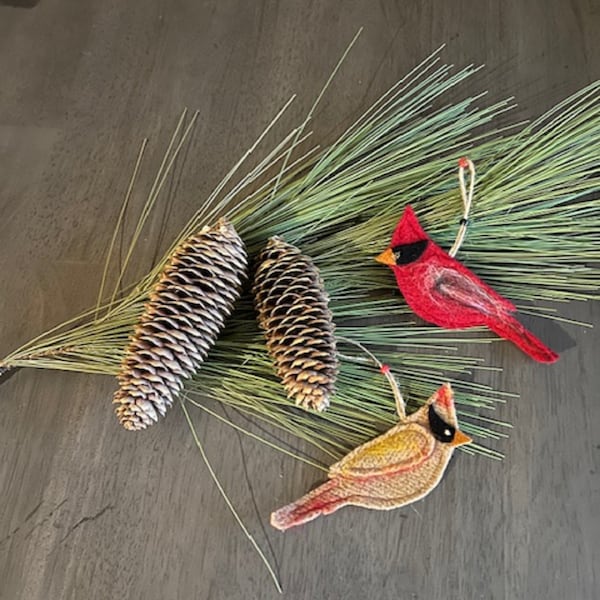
[449,157,475,258]
[337,336,406,419]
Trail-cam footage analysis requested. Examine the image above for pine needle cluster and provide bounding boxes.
[2,48,599,464]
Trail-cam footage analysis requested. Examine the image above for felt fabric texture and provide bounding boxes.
[271,383,471,531]
[380,205,558,364]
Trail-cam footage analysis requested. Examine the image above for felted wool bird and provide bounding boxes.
[271,382,471,531]
[375,205,559,363]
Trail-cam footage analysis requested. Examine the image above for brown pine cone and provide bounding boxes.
[113,218,247,430]
[253,237,338,411]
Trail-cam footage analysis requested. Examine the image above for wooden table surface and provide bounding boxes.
[1,2,598,599]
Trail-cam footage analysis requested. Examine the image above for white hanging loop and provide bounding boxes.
[449,157,476,258]
[378,363,406,420]
[337,336,406,419]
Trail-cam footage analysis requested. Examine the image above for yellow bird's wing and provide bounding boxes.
[329,423,434,479]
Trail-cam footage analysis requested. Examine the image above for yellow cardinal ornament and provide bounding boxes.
[271,379,471,530]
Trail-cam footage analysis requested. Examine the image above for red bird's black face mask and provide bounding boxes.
[376,204,559,364]
[391,239,429,265]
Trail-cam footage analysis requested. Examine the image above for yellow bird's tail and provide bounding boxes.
[271,479,350,531]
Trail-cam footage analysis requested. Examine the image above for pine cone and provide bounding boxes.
[253,237,338,411]
[113,218,247,430]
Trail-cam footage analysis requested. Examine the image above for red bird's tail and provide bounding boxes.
[486,315,559,363]
[271,479,350,531]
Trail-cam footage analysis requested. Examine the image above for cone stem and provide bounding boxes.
[0,363,14,380]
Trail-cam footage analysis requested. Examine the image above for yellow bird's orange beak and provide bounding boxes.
[451,429,472,447]
[375,248,395,266]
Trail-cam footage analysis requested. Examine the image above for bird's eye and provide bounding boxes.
[391,240,428,266]
[428,405,456,443]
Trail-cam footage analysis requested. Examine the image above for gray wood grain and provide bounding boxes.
[1,2,599,599]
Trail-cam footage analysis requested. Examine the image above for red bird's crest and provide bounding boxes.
[391,205,429,247]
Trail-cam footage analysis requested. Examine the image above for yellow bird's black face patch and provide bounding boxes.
[428,405,455,443]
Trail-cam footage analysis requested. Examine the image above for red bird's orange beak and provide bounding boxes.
[451,430,472,447]
[375,248,395,266]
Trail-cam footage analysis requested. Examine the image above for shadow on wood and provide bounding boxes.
[0,0,40,7]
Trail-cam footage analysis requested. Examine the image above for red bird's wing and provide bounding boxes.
[329,423,434,479]
[433,265,516,316]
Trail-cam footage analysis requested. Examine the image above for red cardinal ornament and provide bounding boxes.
[375,204,558,363]
[271,382,471,531]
